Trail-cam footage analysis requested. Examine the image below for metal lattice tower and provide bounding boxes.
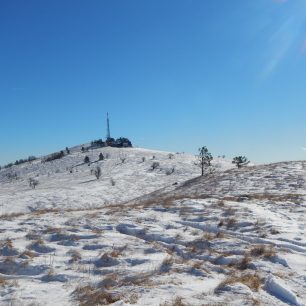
[106,112,111,139]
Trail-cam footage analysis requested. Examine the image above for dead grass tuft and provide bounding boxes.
[73,284,120,306]
[226,217,237,229]
[20,250,36,259]
[0,276,9,287]
[0,212,24,221]
[216,272,261,292]
[68,250,82,263]
[234,255,252,270]
[249,244,276,258]
[160,296,190,306]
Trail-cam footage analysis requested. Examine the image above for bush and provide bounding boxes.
[44,151,65,162]
[91,139,105,148]
[232,156,249,168]
[165,167,175,175]
[29,178,39,189]
[151,162,160,170]
[84,156,90,164]
[4,163,13,169]
[99,153,104,161]
[14,156,37,166]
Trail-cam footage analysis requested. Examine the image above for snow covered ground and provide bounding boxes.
[0,147,305,305]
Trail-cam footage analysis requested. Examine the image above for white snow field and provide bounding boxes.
[0,147,306,305]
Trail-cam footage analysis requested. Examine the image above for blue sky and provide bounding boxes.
[1,0,306,165]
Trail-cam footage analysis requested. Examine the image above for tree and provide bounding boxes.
[94,166,102,179]
[232,156,249,168]
[99,153,104,161]
[66,147,70,154]
[197,146,213,176]
[84,156,90,164]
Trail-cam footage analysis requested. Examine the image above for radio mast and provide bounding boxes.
[106,112,111,139]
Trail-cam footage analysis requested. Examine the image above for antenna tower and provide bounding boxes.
[106,112,111,139]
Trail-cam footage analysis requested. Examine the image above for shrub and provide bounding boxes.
[151,162,160,170]
[91,139,105,148]
[99,153,104,160]
[165,167,175,175]
[84,156,90,164]
[44,151,64,162]
[232,156,249,168]
[29,178,39,189]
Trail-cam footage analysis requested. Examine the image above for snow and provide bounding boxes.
[264,275,301,306]
[0,146,306,305]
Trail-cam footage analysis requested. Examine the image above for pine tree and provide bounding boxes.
[197,146,213,176]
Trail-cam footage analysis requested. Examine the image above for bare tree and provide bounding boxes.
[94,166,102,179]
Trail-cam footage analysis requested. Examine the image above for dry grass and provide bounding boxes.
[221,193,303,204]
[33,208,60,216]
[0,212,24,221]
[0,276,18,288]
[1,238,13,249]
[19,250,36,259]
[216,272,262,292]
[25,231,41,240]
[249,244,276,258]
[0,276,9,287]
[73,284,120,306]
[160,296,190,306]
[68,250,82,263]
[43,227,62,234]
[202,232,215,241]
[226,217,237,229]
[159,256,174,273]
[233,255,252,270]
[123,292,138,304]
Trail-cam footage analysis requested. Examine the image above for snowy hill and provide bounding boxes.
[0,147,305,305]
[0,146,232,214]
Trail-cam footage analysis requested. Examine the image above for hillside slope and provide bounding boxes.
[0,147,232,215]
[0,150,305,305]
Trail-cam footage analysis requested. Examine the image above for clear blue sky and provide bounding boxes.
[1,0,306,165]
